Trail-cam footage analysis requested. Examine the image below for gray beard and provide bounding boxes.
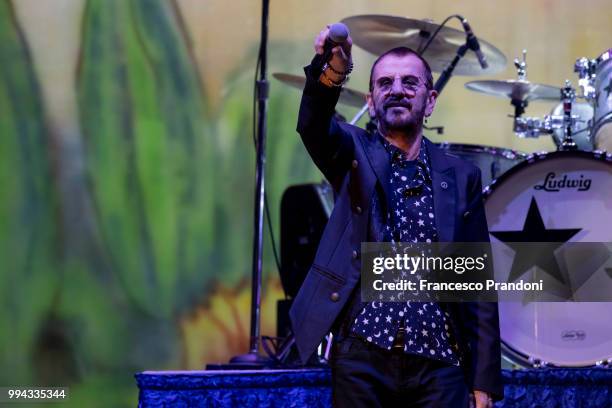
[376,106,422,134]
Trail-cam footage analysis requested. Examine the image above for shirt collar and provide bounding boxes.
[379,135,432,183]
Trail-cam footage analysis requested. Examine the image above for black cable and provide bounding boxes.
[264,191,282,277]
[419,14,464,57]
[252,49,261,145]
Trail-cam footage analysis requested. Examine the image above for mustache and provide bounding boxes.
[383,98,412,110]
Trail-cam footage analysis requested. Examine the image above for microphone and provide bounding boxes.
[460,18,488,70]
[321,23,349,62]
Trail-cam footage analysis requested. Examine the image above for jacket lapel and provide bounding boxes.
[358,131,392,213]
[425,138,457,242]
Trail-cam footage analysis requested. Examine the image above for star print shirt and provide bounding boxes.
[350,136,461,366]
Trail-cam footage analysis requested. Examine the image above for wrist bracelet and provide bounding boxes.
[321,68,349,87]
[322,61,353,76]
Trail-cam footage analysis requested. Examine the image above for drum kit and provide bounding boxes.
[274,15,612,368]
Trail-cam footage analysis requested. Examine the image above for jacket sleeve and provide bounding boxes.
[462,167,504,400]
[296,62,354,191]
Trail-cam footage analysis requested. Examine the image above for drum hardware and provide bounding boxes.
[349,104,369,125]
[508,53,582,147]
[593,149,612,160]
[574,57,598,101]
[511,51,529,122]
[515,49,527,81]
[512,81,583,150]
[423,124,445,135]
[464,50,598,150]
[559,81,578,150]
[341,15,507,75]
[595,359,612,368]
[489,48,612,151]
[465,51,567,139]
[528,357,550,369]
[465,51,561,102]
[513,114,587,140]
[523,151,548,164]
[549,102,594,151]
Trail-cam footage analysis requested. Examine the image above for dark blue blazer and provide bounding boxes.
[289,68,503,399]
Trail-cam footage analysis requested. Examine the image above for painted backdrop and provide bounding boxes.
[1,0,611,406]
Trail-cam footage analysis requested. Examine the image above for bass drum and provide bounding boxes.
[436,143,527,187]
[484,150,612,367]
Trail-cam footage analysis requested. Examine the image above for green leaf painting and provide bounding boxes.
[78,0,215,318]
[0,0,59,384]
[2,0,321,405]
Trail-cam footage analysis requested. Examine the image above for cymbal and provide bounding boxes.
[465,80,561,102]
[341,15,507,75]
[272,73,367,108]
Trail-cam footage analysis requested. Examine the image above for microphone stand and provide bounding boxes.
[431,17,485,95]
[226,0,272,368]
[433,43,469,94]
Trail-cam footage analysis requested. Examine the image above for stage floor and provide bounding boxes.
[136,367,612,407]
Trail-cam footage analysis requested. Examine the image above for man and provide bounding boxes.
[289,26,502,407]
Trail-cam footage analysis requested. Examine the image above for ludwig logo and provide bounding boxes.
[561,330,586,341]
[534,172,591,192]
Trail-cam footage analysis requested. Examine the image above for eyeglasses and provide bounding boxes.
[375,76,426,93]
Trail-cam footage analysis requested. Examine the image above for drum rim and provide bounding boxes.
[483,149,612,197]
[435,142,529,159]
[500,340,612,368]
[593,112,612,132]
[484,149,612,367]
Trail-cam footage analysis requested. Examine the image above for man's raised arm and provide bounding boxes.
[297,26,356,190]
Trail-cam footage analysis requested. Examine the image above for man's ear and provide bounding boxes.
[425,89,438,117]
[366,92,376,118]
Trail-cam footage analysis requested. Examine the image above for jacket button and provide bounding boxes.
[440,181,448,189]
[352,250,359,259]
[330,292,340,302]
[355,206,362,214]
[352,160,359,169]
[464,210,471,218]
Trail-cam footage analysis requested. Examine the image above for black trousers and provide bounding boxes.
[330,336,469,408]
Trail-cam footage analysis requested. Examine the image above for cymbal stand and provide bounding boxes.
[350,104,369,125]
[511,51,530,135]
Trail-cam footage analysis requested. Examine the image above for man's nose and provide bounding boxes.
[390,78,406,96]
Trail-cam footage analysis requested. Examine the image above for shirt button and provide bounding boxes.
[355,206,362,214]
[330,292,340,302]
[352,250,359,259]
[352,160,359,169]
[440,181,448,189]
